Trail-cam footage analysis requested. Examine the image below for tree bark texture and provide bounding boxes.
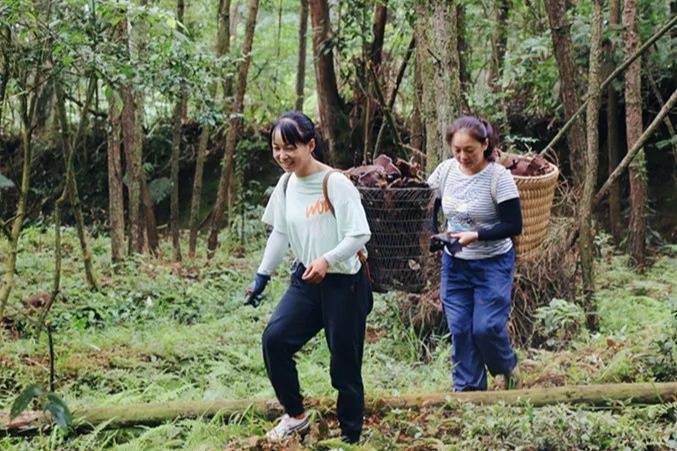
[0,57,46,317]
[295,0,309,111]
[120,85,143,254]
[564,89,677,251]
[207,0,259,257]
[188,0,231,258]
[579,0,603,331]
[544,0,586,186]
[106,91,125,263]
[308,0,348,165]
[4,383,676,432]
[0,104,33,318]
[623,0,647,268]
[55,78,98,291]
[170,0,187,262]
[414,0,462,172]
[606,0,623,245]
[488,0,509,92]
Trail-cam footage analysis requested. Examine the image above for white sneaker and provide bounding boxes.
[266,413,310,441]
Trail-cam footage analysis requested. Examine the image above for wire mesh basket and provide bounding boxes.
[358,186,436,293]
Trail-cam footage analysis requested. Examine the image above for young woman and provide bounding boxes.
[427,115,522,392]
[246,111,373,443]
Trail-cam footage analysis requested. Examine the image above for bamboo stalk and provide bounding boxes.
[2,383,675,433]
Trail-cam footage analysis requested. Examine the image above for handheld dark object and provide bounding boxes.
[430,232,462,255]
[244,273,270,308]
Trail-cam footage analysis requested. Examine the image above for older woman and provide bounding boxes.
[428,115,522,391]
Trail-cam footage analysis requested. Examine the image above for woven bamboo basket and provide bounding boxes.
[500,154,560,259]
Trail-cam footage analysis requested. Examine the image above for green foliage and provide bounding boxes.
[10,383,43,419]
[534,298,586,349]
[641,299,677,381]
[148,177,173,204]
[10,384,72,430]
[1,227,676,448]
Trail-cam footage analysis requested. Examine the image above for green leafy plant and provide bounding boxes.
[534,298,586,349]
[10,384,73,429]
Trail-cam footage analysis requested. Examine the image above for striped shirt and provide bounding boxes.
[427,158,519,260]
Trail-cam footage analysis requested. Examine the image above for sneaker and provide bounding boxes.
[266,413,310,441]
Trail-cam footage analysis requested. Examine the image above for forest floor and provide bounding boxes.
[0,226,675,450]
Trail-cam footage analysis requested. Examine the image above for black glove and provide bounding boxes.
[244,273,271,307]
[430,232,462,255]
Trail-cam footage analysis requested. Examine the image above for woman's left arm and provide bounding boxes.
[477,198,523,241]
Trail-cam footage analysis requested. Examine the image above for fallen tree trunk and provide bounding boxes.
[2,382,675,434]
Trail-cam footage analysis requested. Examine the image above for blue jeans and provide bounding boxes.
[440,248,517,391]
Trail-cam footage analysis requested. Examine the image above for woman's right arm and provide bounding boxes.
[257,229,289,276]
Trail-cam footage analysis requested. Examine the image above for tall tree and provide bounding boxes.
[188,0,232,258]
[207,0,260,257]
[119,10,143,254]
[579,0,603,331]
[415,0,462,171]
[623,0,647,267]
[106,90,125,263]
[54,77,98,291]
[308,0,348,165]
[606,0,623,244]
[488,0,510,92]
[295,0,309,111]
[544,0,587,186]
[170,0,187,262]
[362,1,388,161]
[0,29,49,316]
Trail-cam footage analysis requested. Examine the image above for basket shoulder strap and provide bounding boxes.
[322,170,341,217]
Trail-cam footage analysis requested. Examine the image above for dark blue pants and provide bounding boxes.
[440,248,517,391]
[262,263,373,439]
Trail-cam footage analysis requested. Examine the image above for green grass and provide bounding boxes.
[1,227,675,449]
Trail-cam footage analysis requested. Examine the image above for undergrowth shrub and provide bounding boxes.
[533,298,586,350]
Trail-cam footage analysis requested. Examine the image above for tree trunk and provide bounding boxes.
[456,4,470,101]
[606,0,623,245]
[623,0,646,268]
[579,0,603,331]
[140,172,159,255]
[55,78,98,291]
[565,89,677,251]
[106,90,125,263]
[170,0,187,262]
[544,0,586,187]
[370,2,387,68]
[415,0,462,172]
[539,15,677,157]
[4,383,676,432]
[295,0,309,111]
[488,0,509,92]
[0,27,10,133]
[207,0,259,258]
[0,92,34,317]
[120,85,143,254]
[410,48,424,161]
[374,35,415,158]
[308,0,348,165]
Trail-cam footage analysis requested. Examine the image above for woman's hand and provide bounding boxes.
[302,257,329,284]
[450,231,479,246]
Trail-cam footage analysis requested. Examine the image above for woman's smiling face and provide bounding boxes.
[271,127,315,174]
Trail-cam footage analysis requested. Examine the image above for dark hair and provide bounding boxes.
[445,115,499,161]
[268,111,326,163]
